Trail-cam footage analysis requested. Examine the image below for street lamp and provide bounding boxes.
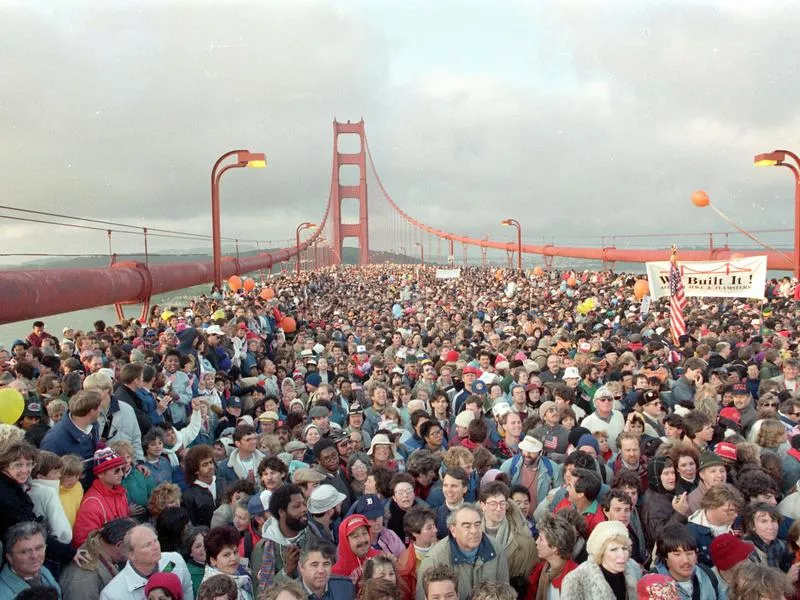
[211,150,266,288]
[501,218,522,270]
[295,222,316,273]
[754,149,800,277]
[413,241,424,265]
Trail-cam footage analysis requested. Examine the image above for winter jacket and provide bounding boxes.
[671,375,696,407]
[97,394,144,461]
[397,544,419,600]
[653,561,720,600]
[0,472,38,542]
[72,480,130,548]
[29,478,72,544]
[59,531,120,600]
[641,456,687,549]
[0,563,61,600]
[500,454,562,505]
[182,478,225,527]
[40,416,98,490]
[561,557,641,600]
[525,558,578,600]
[120,466,156,509]
[217,449,266,490]
[485,501,539,580]
[415,534,509,600]
[332,515,380,583]
[201,564,253,600]
[112,383,153,439]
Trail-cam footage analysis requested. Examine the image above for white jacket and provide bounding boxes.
[29,478,72,544]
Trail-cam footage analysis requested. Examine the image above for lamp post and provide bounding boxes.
[295,222,316,273]
[413,241,424,265]
[211,150,266,288]
[754,149,800,278]
[501,218,522,270]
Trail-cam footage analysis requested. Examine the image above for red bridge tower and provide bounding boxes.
[330,119,369,265]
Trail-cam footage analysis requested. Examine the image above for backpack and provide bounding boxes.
[508,454,555,487]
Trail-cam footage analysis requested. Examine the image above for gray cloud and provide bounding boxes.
[1,1,798,265]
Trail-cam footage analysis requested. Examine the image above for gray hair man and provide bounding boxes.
[0,521,60,598]
[100,524,193,600]
[415,504,509,600]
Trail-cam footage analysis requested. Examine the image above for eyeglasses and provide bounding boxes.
[760,403,779,408]
[428,429,443,436]
[484,500,507,510]
[7,461,34,471]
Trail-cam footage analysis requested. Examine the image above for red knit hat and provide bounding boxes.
[719,407,741,424]
[714,441,738,462]
[709,533,754,571]
[92,447,125,476]
[144,572,182,600]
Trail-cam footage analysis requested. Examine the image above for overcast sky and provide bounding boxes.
[1,0,799,265]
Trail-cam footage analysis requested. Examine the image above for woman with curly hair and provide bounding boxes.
[148,482,181,522]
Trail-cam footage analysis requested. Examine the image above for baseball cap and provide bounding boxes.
[351,494,384,519]
[342,514,371,537]
[714,441,738,462]
[719,407,741,424]
[22,401,44,418]
[292,468,326,485]
[731,383,749,396]
[308,405,330,419]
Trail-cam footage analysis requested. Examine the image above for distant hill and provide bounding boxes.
[7,246,418,272]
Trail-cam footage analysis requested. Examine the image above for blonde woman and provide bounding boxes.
[561,520,642,600]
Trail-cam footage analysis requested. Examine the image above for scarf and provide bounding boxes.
[387,500,407,544]
[788,447,800,463]
[535,560,569,600]
[748,534,784,568]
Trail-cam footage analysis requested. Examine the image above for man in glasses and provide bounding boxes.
[72,448,131,547]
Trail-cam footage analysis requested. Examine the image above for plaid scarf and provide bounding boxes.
[747,534,785,569]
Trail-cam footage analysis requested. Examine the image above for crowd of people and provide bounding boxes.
[0,264,799,600]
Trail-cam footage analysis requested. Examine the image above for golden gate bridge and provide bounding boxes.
[0,120,794,325]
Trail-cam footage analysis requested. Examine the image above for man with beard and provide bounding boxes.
[499,434,560,505]
[306,484,346,548]
[256,484,309,591]
[331,514,380,584]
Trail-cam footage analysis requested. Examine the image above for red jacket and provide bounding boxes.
[396,544,417,600]
[332,515,380,583]
[72,479,129,547]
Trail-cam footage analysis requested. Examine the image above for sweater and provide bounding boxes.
[59,482,84,527]
[121,467,157,508]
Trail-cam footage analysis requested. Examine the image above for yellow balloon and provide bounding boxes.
[0,388,25,424]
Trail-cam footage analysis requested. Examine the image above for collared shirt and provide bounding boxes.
[194,477,217,503]
[100,552,193,600]
[302,579,328,600]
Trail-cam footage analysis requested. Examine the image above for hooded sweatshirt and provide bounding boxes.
[331,515,380,583]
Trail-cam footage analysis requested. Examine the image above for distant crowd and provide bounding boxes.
[1,264,800,600]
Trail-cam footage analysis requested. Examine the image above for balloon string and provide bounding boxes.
[709,204,794,263]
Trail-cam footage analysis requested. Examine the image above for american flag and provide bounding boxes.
[669,258,687,343]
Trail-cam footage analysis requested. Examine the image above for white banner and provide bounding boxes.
[645,256,767,299]
[436,268,461,279]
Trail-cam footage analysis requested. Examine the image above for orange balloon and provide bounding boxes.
[243,278,256,292]
[260,288,275,300]
[281,316,297,333]
[634,279,649,300]
[691,190,710,207]
[228,275,242,291]
[533,266,544,276]
[567,277,576,287]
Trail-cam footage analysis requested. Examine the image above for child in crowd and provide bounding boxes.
[29,450,72,544]
[110,439,156,520]
[59,454,85,527]
[143,428,180,485]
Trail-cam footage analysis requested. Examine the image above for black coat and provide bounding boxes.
[113,384,153,437]
[182,480,225,528]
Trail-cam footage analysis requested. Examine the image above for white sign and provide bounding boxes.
[645,256,767,299]
[436,268,461,279]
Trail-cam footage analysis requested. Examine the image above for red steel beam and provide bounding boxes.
[378,183,794,270]
[0,194,332,325]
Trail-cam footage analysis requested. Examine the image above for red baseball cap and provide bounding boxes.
[343,514,370,538]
